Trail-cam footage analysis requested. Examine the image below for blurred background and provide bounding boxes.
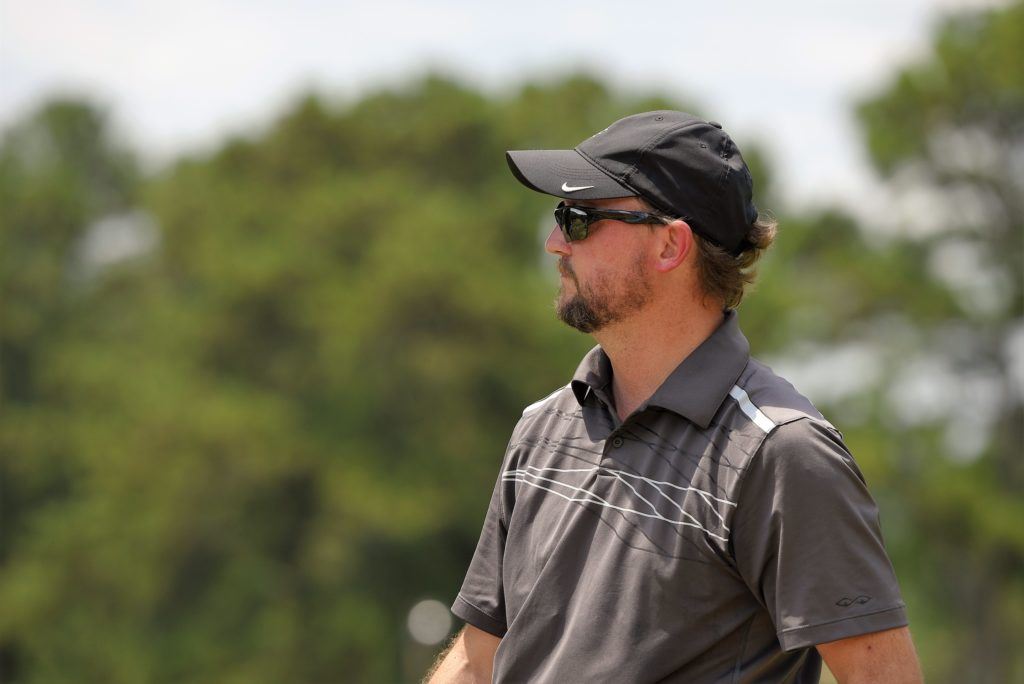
[1,1,1021,682]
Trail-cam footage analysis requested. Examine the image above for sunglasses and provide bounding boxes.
[553,201,672,242]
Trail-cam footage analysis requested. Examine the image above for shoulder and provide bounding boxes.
[731,357,861,483]
[735,357,836,433]
[730,360,873,510]
[505,382,580,441]
[520,382,576,417]
[753,418,860,488]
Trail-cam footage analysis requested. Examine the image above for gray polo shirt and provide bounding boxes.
[451,310,907,683]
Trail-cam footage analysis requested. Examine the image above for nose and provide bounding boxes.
[545,224,570,257]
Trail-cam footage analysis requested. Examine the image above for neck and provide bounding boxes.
[593,299,725,422]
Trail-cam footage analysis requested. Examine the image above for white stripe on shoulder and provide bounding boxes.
[728,385,776,433]
[522,383,572,416]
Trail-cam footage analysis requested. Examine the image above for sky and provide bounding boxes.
[0,0,1005,216]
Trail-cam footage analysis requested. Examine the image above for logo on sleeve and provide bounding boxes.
[835,595,872,607]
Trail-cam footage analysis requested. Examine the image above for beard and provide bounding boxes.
[555,252,653,333]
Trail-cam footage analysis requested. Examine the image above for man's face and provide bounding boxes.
[546,197,655,334]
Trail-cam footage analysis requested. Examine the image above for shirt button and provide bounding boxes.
[611,436,624,448]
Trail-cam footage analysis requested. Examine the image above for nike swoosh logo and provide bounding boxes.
[561,182,596,192]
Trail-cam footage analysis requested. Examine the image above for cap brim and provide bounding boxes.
[506,149,637,201]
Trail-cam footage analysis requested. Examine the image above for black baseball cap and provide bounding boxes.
[506,111,759,255]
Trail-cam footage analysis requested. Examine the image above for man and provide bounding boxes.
[428,111,922,683]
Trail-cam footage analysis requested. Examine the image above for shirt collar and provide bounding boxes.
[571,344,613,407]
[570,309,751,429]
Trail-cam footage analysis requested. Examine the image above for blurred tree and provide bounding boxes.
[0,99,141,680]
[855,1,1024,681]
[0,77,702,683]
[1,98,138,404]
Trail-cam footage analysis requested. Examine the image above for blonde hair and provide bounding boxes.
[692,212,777,309]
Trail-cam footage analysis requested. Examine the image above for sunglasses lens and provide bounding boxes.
[554,206,567,240]
[553,203,591,242]
[566,207,589,241]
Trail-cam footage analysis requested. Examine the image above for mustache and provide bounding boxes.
[558,258,574,278]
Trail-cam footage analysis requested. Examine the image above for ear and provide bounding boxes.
[652,219,694,273]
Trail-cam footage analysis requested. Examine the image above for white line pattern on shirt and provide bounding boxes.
[502,464,732,542]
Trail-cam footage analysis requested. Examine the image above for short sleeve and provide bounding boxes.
[451,463,509,637]
[731,418,908,651]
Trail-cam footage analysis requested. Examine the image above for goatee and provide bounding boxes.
[554,254,652,334]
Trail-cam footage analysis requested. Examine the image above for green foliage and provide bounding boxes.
[855,2,1024,681]
[0,77,688,682]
